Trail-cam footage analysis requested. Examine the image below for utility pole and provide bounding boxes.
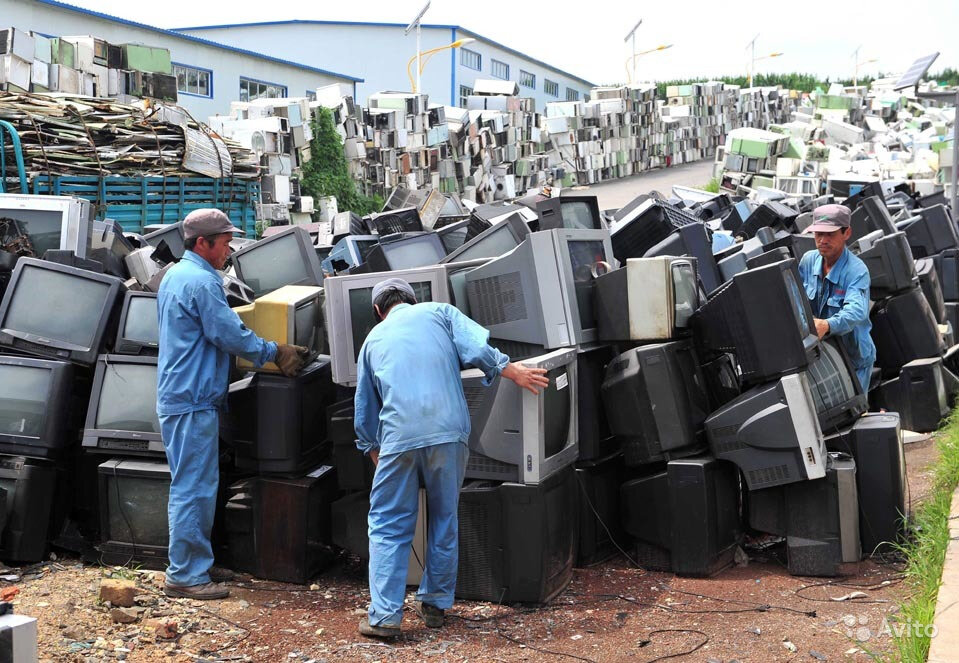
[746,34,759,88]
[405,1,431,94]
[625,18,643,84]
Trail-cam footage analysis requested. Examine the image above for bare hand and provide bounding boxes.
[501,362,550,394]
[814,318,830,339]
[369,449,379,466]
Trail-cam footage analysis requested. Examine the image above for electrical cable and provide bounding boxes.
[640,629,709,662]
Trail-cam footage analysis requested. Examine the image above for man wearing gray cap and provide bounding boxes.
[800,203,876,391]
[354,277,548,638]
[157,209,307,600]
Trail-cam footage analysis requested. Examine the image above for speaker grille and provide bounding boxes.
[747,464,791,487]
[456,498,499,600]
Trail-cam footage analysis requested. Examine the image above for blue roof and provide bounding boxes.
[171,20,596,88]
[32,0,364,83]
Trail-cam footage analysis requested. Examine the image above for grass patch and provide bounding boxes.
[888,410,959,661]
[702,178,720,193]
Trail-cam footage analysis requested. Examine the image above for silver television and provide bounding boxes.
[0,193,92,258]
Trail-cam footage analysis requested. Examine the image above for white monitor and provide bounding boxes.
[0,193,92,258]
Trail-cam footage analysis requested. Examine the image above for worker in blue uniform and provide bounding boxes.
[354,278,549,637]
[157,208,307,600]
[799,203,877,392]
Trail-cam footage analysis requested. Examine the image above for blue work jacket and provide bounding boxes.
[157,250,276,415]
[798,247,877,390]
[354,302,510,457]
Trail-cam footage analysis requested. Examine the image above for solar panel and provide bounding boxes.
[893,53,940,91]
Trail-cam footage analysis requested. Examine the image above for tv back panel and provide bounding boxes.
[231,226,323,297]
[916,257,947,324]
[82,355,163,458]
[857,231,918,299]
[574,451,627,565]
[233,285,324,373]
[143,222,185,262]
[0,454,60,562]
[609,200,700,263]
[113,291,159,356]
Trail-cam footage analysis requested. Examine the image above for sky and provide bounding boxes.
[66,0,958,86]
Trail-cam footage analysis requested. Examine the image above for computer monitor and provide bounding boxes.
[609,199,700,263]
[97,458,170,567]
[233,285,324,372]
[222,358,336,475]
[456,466,577,603]
[705,372,826,490]
[320,235,379,275]
[231,226,323,297]
[0,356,76,459]
[916,258,947,324]
[595,256,698,342]
[692,259,819,386]
[324,265,452,385]
[0,193,92,259]
[0,454,61,562]
[368,207,423,235]
[871,287,944,377]
[536,195,604,231]
[82,355,163,458]
[601,341,709,467]
[440,213,530,264]
[113,291,158,356]
[465,229,614,349]
[358,232,446,272]
[642,223,722,293]
[806,337,868,432]
[462,348,577,485]
[899,204,959,259]
[856,231,918,299]
[143,222,185,262]
[0,258,125,366]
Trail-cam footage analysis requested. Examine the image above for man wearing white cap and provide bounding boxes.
[354,277,548,637]
[800,203,876,391]
[157,209,307,600]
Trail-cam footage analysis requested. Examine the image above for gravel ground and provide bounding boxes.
[11,435,940,663]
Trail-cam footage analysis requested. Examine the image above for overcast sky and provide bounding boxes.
[72,0,957,85]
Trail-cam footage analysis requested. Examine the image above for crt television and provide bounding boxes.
[357,232,446,272]
[324,264,452,385]
[536,195,604,231]
[461,348,577,485]
[0,356,76,459]
[609,199,700,263]
[0,257,125,366]
[231,226,324,297]
[594,256,698,342]
[440,213,530,264]
[643,222,722,294]
[143,222,185,262]
[806,337,868,432]
[465,228,614,349]
[0,455,60,563]
[0,193,92,259]
[97,458,170,567]
[81,355,163,458]
[233,285,324,372]
[856,231,918,299]
[320,235,379,274]
[113,291,159,356]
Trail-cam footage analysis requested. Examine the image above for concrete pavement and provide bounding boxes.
[579,160,717,210]
[928,487,959,663]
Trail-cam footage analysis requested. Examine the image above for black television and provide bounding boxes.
[575,346,617,462]
[82,355,163,458]
[536,195,604,231]
[601,341,709,467]
[439,213,529,264]
[356,232,446,272]
[0,355,76,459]
[872,357,949,433]
[224,465,338,584]
[870,287,944,377]
[97,458,170,567]
[231,226,324,297]
[736,201,800,239]
[899,204,959,259]
[326,398,374,492]
[705,373,827,490]
[0,454,61,562]
[113,291,158,356]
[691,259,819,386]
[435,218,470,254]
[619,456,742,576]
[643,223,722,293]
[609,200,700,263]
[856,231,918,299]
[368,207,423,235]
[849,196,897,242]
[931,248,959,302]
[574,451,627,566]
[806,337,868,433]
[222,358,336,475]
[916,257,947,324]
[143,222,185,262]
[456,466,577,603]
[0,258,125,366]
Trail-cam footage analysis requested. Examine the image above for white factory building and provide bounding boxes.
[2,0,363,118]
[174,20,596,111]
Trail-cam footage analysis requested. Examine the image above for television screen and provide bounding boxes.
[0,364,51,437]
[294,299,319,351]
[105,472,170,547]
[95,363,160,434]
[441,213,529,264]
[122,294,159,348]
[3,208,63,256]
[567,239,605,333]
[378,235,446,270]
[354,239,379,263]
[234,233,316,297]
[347,282,433,361]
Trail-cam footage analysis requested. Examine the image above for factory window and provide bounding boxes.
[239,77,287,102]
[519,70,536,89]
[566,88,580,101]
[491,59,509,80]
[305,90,317,101]
[173,63,212,98]
[459,85,473,108]
[461,49,481,71]
[544,79,559,97]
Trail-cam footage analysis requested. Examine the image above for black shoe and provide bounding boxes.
[208,566,235,583]
[412,601,445,628]
[358,617,401,638]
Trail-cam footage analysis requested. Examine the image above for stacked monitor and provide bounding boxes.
[97,458,171,567]
[113,291,159,356]
[440,213,529,264]
[0,193,93,259]
[535,195,604,231]
[82,355,163,458]
[231,226,323,297]
[0,356,76,459]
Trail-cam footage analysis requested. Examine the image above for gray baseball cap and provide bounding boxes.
[805,204,852,233]
[371,277,417,304]
[182,208,244,240]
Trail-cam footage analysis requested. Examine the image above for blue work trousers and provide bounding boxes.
[159,408,219,587]
[368,441,468,627]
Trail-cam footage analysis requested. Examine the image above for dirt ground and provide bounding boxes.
[10,435,940,663]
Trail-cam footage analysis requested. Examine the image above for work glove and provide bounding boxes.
[274,344,310,377]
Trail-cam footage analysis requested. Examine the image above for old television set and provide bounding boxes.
[0,193,92,259]
[608,199,700,263]
[233,285,324,372]
[143,222,185,262]
[872,358,950,434]
[899,204,959,259]
[462,348,577,485]
[465,229,614,349]
[320,235,379,274]
[231,226,323,297]
[0,356,76,458]
[870,287,944,377]
[440,213,529,264]
[574,452,627,566]
[97,458,170,567]
[435,218,470,255]
[691,259,819,386]
[0,258,125,366]
[595,256,698,342]
[368,207,423,235]
[0,455,60,562]
[850,196,897,241]
[806,337,868,432]
[856,231,918,299]
[601,341,709,467]
[705,372,826,491]
[536,195,603,231]
[443,258,492,317]
[916,258,947,324]
[643,222,722,293]
[113,291,158,356]
[82,355,163,458]
[456,466,577,603]
[355,232,446,272]
[222,358,336,475]
[324,265,451,385]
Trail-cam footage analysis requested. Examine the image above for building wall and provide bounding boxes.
[3,0,357,120]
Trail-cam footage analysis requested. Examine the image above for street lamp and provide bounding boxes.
[407,38,477,93]
[852,46,878,87]
[624,18,643,86]
[405,1,431,95]
[748,50,783,87]
[624,44,673,85]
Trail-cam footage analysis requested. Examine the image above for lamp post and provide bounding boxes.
[407,38,477,93]
[852,46,878,88]
[624,18,643,86]
[624,44,673,85]
[748,50,783,87]
[405,1,431,95]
